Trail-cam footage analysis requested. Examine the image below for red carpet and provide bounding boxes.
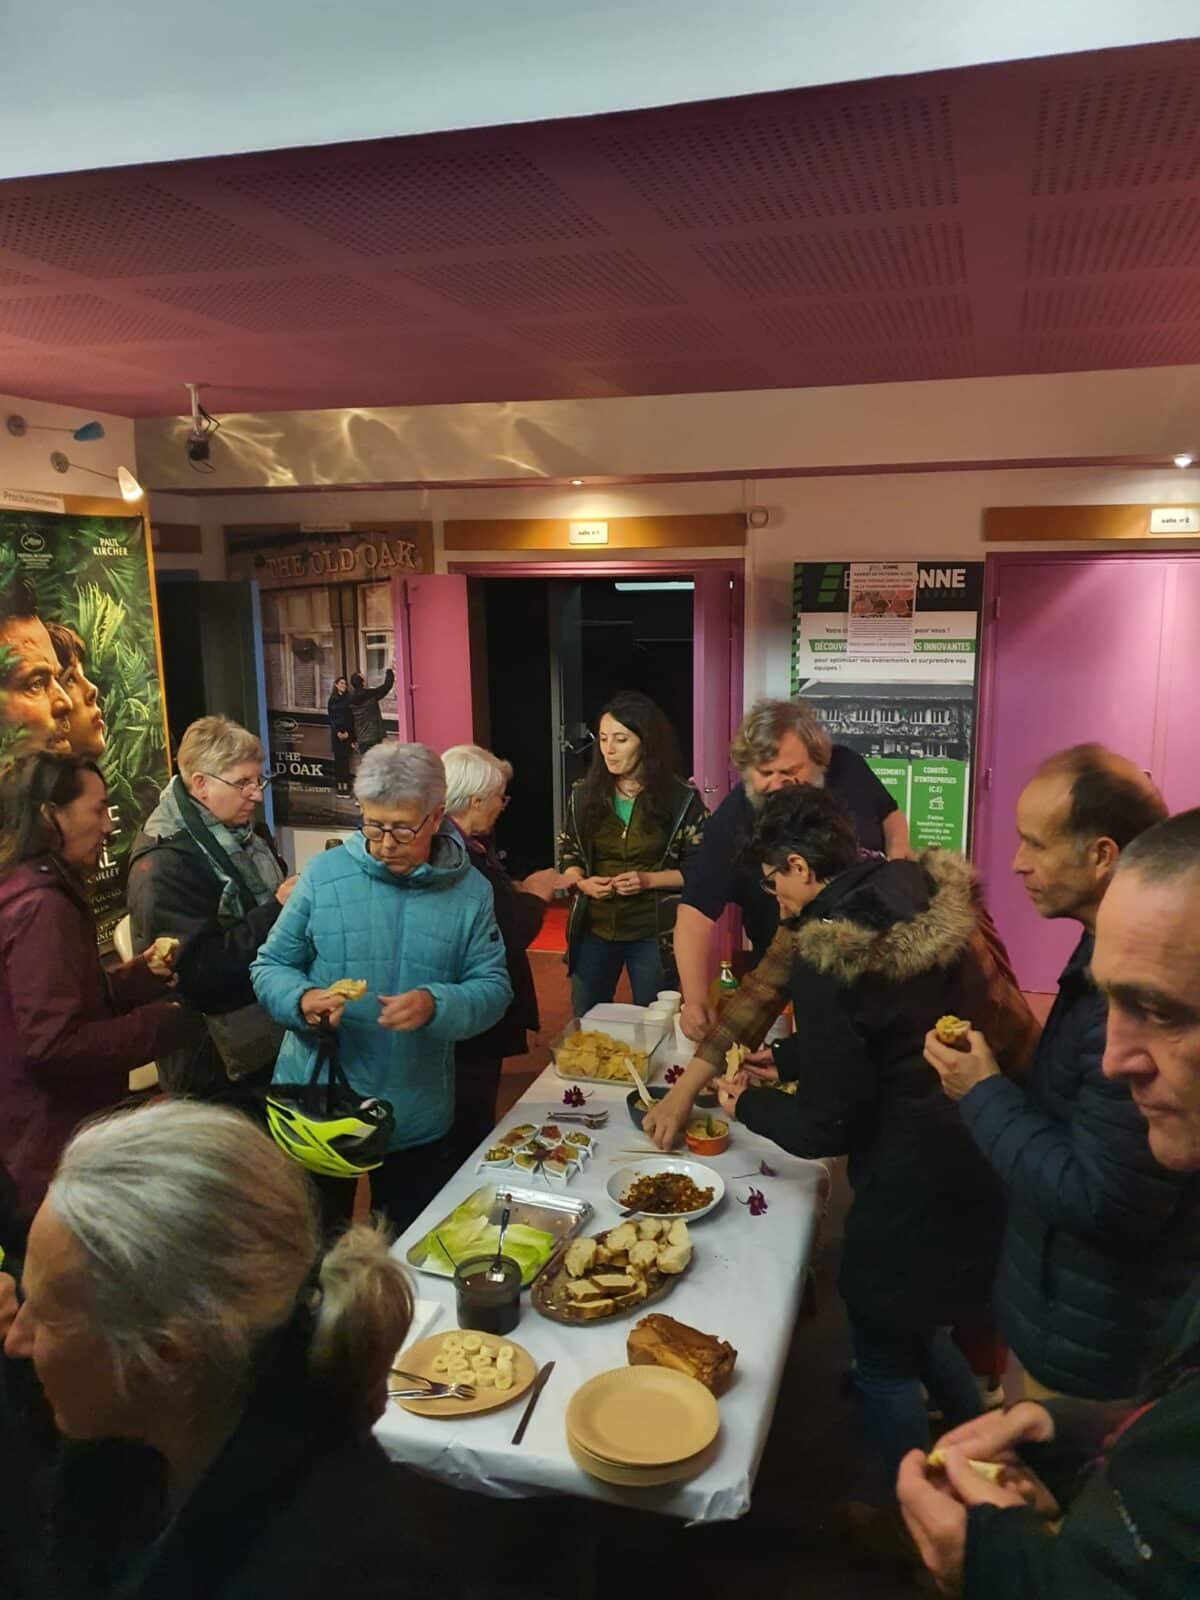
[529,903,568,953]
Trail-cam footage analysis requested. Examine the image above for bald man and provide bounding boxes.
[925,746,1200,1403]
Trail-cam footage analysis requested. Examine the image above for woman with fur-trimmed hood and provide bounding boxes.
[672,785,1037,1484]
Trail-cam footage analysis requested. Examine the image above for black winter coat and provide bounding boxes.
[965,1272,1200,1598]
[960,932,1200,1400]
[456,835,543,1061]
[736,855,1008,1332]
[327,688,355,756]
[349,669,394,747]
[45,1347,456,1600]
[127,825,287,1097]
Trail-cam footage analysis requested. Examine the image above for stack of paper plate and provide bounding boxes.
[565,1367,720,1487]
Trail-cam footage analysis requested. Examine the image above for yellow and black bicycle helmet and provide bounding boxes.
[265,1030,394,1178]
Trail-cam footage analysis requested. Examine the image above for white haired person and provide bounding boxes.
[129,717,297,1106]
[252,744,511,1232]
[4,1099,453,1600]
[442,744,564,1162]
[673,697,910,1044]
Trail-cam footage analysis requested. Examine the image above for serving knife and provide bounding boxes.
[511,1359,556,1445]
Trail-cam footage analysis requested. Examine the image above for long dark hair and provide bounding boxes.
[575,691,681,837]
[0,751,104,875]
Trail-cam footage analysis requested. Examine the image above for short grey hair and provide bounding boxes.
[442,743,507,816]
[730,698,833,774]
[49,1101,413,1418]
[177,715,263,784]
[355,742,446,812]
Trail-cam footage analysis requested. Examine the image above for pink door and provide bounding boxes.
[692,569,741,807]
[974,555,1169,992]
[391,574,475,749]
[1156,561,1200,815]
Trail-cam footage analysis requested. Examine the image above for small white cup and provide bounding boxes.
[655,990,682,1014]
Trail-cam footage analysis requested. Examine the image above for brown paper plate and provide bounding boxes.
[390,1332,537,1419]
[565,1366,719,1466]
[567,1431,718,1488]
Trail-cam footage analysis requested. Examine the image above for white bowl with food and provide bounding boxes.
[606,1160,725,1222]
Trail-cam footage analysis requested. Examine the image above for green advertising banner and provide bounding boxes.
[0,509,170,945]
[793,561,984,853]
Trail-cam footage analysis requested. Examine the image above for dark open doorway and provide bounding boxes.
[476,576,694,878]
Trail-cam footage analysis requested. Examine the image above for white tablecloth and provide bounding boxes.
[375,1064,827,1523]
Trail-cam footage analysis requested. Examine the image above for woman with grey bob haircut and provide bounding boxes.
[4,1099,454,1598]
[354,740,447,813]
[254,740,510,1236]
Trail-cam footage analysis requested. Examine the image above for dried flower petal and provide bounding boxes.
[737,1186,769,1216]
[664,1064,684,1085]
[561,1086,587,1107]
[759,1160,777,1178]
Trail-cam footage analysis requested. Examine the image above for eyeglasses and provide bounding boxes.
[759,866,782,896]
[359,814,431,845]
[203,771,273,796]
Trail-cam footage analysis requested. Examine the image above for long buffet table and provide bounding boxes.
[375,1060,828,1523]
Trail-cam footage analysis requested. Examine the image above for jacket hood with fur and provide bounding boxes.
[789,850,978,987]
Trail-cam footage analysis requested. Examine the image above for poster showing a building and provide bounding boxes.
[226,523,433,826]
[0,505,169,946]
[791,560,984,852]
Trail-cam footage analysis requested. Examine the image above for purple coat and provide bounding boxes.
[0,855,194,1220]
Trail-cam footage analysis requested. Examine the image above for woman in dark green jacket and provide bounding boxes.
[557,691,706,1016]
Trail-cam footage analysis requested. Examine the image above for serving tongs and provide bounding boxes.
[552,1108,609,1128]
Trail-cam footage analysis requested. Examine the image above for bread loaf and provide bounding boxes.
[627,1313,737,1395]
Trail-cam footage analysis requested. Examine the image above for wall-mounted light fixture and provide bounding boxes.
[569,478,584,486]
[49,452,143,502]
[1174,453,1195,469]
[7,413,105,443]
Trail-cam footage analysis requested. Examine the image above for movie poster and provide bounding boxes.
[791,560,984,852]
[225,522,433,827]
[0,506,169,946]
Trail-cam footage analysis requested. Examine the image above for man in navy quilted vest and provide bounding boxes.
[923,744,1200,1403]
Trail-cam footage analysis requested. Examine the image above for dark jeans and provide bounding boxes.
[331,737,352,788]
[570,934,663,1015]
[451,1049,503,1169]
[314,1131,460,1240]
[849,1316,984,1489]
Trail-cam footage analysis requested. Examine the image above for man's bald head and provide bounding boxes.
[1034,744,1166,855]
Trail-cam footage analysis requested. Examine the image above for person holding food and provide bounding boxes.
[252,743,511,1233]
[656,784,1034,1486]
[4,1096,457,1599]
[673,697,911,1044]
[442,743,563,1164]
[922,745,1198,1409]
[557,690,707,1016]
[899,808,1200,1598]
[0,752,196,1223]
[129,716,296,1110]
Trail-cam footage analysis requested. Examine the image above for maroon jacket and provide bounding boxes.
[0,855,195,1221]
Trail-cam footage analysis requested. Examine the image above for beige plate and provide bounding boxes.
[390,1332,537,1419]
[565,1366,720,1466]
[567,1431,717,1488]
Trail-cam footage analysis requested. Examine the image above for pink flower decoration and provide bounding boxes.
[738,1187,769,1217]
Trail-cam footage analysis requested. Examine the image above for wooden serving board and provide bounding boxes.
[532,1230,693,1327]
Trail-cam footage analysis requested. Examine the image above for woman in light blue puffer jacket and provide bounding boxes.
[252,743,511,1232]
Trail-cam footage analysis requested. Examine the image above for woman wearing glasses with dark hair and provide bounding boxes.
[252,743,511,1231]
[128,716,297,1108]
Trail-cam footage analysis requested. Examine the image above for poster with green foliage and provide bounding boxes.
[0,509,169,946]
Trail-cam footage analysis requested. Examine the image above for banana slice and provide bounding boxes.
[431,1355,450,1374]
[448,1356,471,1375]
[494,1371,514,1391]
[474,1367,497,1388]
[442,1334,464,1352]
[461,1334,482,1353]
[497,1344,515,1362]
[469,1352,495,1372]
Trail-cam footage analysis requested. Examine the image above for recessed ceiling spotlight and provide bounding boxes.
[570,478,584,486]
[1174,453,1195,469]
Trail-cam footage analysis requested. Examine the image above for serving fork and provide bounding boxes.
[389,1367,476,1401]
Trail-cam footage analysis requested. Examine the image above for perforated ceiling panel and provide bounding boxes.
[0,38,1197,420]
[221,149,603,255]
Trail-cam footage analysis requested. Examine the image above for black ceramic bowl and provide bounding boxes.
[627,1085,669,1131]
